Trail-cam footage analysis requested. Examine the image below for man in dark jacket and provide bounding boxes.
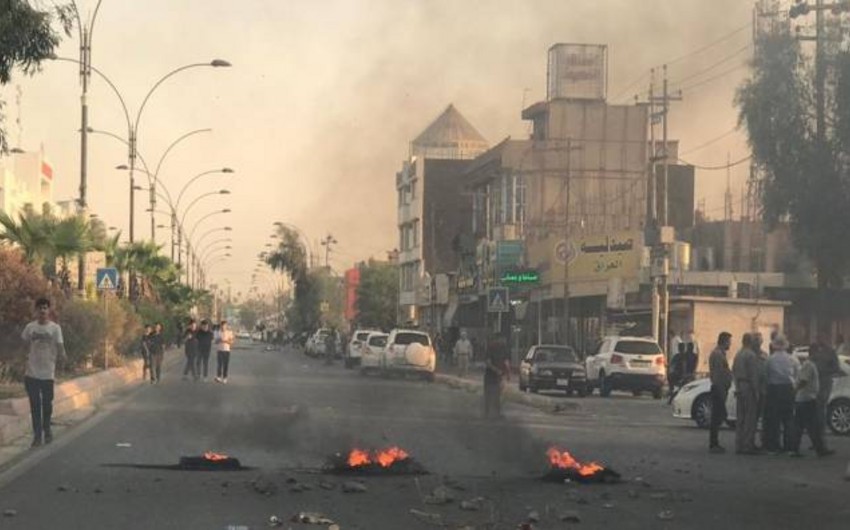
[708,331,733,453]
[182,319,199,381]
[195,320,214,381]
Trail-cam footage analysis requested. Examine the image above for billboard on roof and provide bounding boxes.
[547,43,608,101]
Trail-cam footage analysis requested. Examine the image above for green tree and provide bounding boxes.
[0,0,74,153]
[737,28,850,293]
[265,225,319,333]
[355,260,398,331]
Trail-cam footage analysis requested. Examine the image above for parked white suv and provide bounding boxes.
[381,329,436,381]
[585,336,667,398]
[359,332,389,374]
[345,329,380,368]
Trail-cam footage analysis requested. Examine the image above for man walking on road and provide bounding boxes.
[196,319,214,381]
[215,320,234,384]
[21,298,66,447]
[763,334,798,454]
[790,353,834,457]
[708,331,733,453]
[483,336,510,419]
[454,331,473,378]
[732,333,761,454]
[182,319,199,381]
[140,324,154,381]
[149,322,165,384]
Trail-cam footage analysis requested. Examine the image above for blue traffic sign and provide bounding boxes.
[487,287,509,313]
[96,267,119,290]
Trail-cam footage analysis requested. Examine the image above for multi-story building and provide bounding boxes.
[396,104,489,325]
[0,148,55,218]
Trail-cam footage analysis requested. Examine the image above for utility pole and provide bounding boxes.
[815,0,826,145]
[647,65,681,356]
[320,234,337,269]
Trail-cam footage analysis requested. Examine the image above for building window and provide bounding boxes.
[411,179,417,200]
[412,219,420,248]
[401,261,419,291]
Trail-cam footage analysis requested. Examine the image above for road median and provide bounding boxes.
[434,371,582,414]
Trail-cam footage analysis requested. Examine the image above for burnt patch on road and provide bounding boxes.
[323,446,428,476]
[102,452,251,472]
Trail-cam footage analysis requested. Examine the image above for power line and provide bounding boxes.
[676,62,750,93]
[678,154,752,170]
[671,44,753,86]
[680,126,741,156]
[611,22,751,102]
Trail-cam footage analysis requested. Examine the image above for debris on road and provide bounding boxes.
[3,509,17,517]
[627,489,639,499]
[657,510,675,521]
[424,485,455,505]
[290,483,312,493]
[115,442,132,448]
[319,480,337,490]
[341,480,367,493]
[559,510,581,523]
[409,508,442,526]
[291,512,336,525]
[459,497,485,511]
[527,510,541,522]
[57,484,71,492]
[268,515,282,527]
[250,476,278,496]
[649,492,670,500]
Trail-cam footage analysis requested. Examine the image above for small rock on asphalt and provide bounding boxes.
[658,510,675,521]
[290,483,311,493]
[409,508,442,525]
[527,510,540,523]
[291,512,335,525]
[424,485,455,505]
[57,484,71,492]
[319,481,337,490]
[603,503,615,509]
[560,510,581,523]
[3,509,17,517]
[342,480,367,493]
[459,497,485,511]
[650,492,670,500]
[251,477,278,496]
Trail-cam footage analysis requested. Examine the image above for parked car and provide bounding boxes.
[519,345,587,396]
[585,336,666,398]
[359,332,389,374]
[346,329,380,368]
[305,329,330,357]
[380,329,436,381]
[672,357,850,435]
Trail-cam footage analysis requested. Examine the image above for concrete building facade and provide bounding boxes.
[0,149,55,219]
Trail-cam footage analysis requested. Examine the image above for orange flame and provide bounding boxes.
[346,446,410,468]
[204,451,229,461]
[347,448,371,467]
[546,447,604,477]
[375,447,409,468]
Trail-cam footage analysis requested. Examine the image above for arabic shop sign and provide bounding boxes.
[501,270,540,284]
[527,231,643,285]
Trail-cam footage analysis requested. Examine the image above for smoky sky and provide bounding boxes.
[2,0,757,295]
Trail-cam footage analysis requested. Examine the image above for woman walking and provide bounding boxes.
[215,320,235,383]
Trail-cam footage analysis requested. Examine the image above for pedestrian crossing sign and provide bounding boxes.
[96,267,118,291]
[487,287,509,313]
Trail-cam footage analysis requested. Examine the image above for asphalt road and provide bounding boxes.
[1,342,849,529]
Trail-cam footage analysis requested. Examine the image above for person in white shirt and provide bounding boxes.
[453,331,473,378]
[214,320,235,383]
[21,298,66,447]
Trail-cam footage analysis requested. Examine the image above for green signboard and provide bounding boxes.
[501,270,540,284]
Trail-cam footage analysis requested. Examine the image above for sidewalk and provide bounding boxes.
[0,350,182,450]
[434,363,581,414]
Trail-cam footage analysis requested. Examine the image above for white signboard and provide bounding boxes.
[547,43,607,101]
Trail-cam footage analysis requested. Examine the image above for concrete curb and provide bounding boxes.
[0,350,181,446]
[434,372,582,413]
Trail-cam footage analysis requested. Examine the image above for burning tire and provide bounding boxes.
[827,398,850,436]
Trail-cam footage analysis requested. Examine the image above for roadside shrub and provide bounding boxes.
[0,247,58,382]
[59,298,107,370]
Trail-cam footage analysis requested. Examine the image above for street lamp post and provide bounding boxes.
[178,191,231,267]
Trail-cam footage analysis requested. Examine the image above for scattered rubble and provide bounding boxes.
[3,509,17,518]
[250,477,278,496]
[657,510,675,521]
[319,481,337,490]
[459,497,485,511]
[341,480,367,493]
[57,484,71,492]
[290,483,312,493]
[410,508,442,525]
[560,510,581,523]
[291,512,336,525]
[424,485,455,505]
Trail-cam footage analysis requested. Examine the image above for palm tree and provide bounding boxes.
[51,215,94,291]
[0,209,52,264]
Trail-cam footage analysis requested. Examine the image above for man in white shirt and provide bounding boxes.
[214,320,235,383]
[21,298,67,447]
[790,354,833,457]
[453,331,473,378]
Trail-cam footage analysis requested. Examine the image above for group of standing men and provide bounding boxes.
[181,319,235,383]
[708,330,842,457]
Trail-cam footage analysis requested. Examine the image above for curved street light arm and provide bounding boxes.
[135,63,227,139]
[175,168,232,212]
[53,57,132,132]
[180,191,222,228]
[195,226,231,250]
[201,244,232,264]
[199,238,233,259]
[153,128,212,183]
[118,163,176,210]
[88,128,153,176]
[189,210,230,243]
[203,249,232,268]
